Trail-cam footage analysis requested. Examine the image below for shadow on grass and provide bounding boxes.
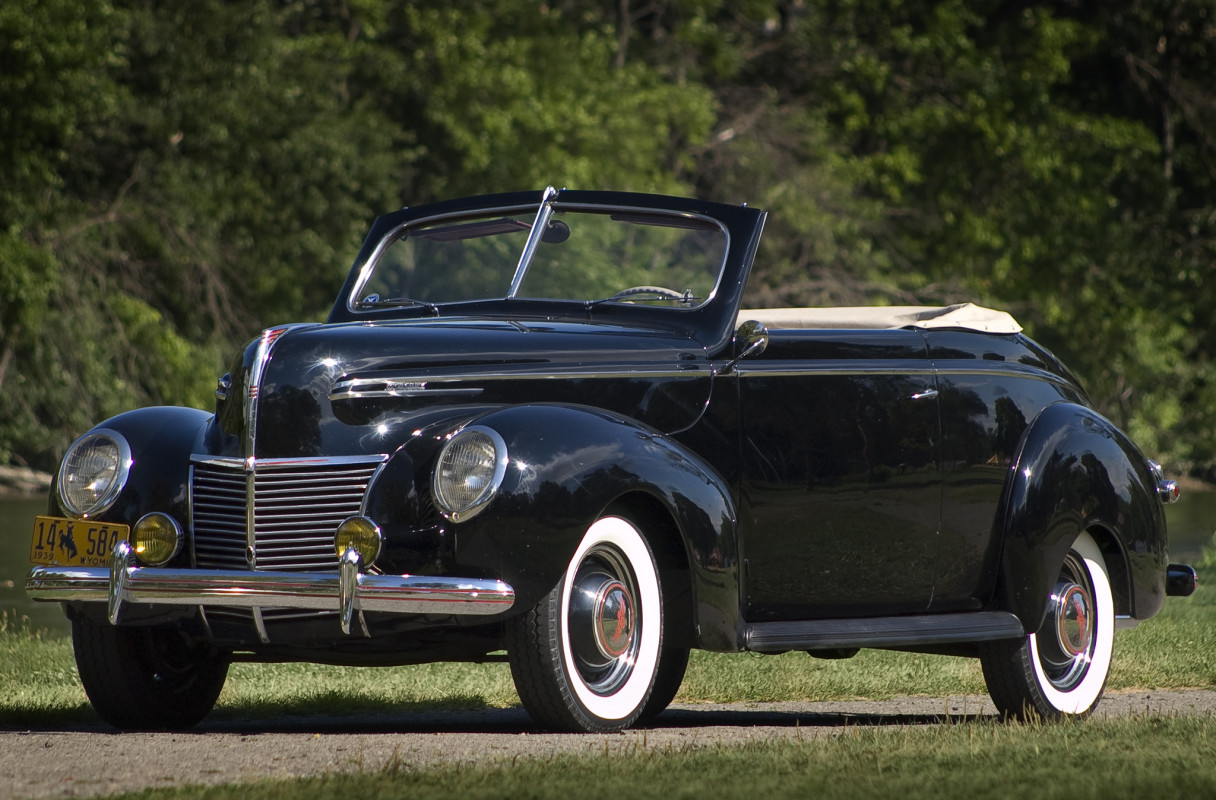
[0,703,97,730]
[0,692,514,734]
[651,705,992,731]
[0,698,998,736]
[213,690,504,720]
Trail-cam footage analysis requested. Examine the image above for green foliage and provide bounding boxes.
[388,3,715,196]
[0,0,126,230]
[2,0,1216,471]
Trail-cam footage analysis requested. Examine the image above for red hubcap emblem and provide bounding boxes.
[1057,584,1091,656]
[595,581,634,658]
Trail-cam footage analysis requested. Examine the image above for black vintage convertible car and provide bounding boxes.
[28,188,1196,732]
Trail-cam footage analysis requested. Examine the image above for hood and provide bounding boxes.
[208,318,713,460]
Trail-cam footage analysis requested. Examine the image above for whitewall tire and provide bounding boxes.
[981,531,1115,719]
[508,514,665,732]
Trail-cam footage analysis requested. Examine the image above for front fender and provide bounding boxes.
[51,407,213,549]
[449,404,740,651]
[996,402,1167,630]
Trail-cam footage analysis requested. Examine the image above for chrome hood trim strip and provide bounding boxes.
[329,378,484,401]
[329,367,707,401]
[242,324,320,566]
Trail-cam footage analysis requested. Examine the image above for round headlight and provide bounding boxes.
[57,429,132,518]
[433,426,508,523]
[335,516,382,566]
[131,512,183,566]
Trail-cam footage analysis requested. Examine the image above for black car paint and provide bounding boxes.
[48,189,1170,665]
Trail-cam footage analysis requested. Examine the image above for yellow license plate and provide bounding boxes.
[30,516,130,568]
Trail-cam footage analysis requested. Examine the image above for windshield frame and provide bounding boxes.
[329,189,767,354]
[344,196,732,316]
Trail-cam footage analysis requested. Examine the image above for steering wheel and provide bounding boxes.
[603,286,692,303]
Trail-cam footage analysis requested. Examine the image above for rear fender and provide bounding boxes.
[996,403,1167,630]
[449,404,740,651]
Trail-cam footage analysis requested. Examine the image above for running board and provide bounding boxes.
[743,611,1025,653]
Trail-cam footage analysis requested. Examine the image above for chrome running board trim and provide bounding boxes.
[743,611,1024,652]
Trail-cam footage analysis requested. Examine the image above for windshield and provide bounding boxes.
[351,203,728,311]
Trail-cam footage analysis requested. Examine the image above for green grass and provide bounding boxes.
[101,716,1216,800]
[0,612,86,725]
[218,658,521,718]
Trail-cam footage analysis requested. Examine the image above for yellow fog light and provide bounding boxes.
[131,512,183,566]
[335,516,382,566]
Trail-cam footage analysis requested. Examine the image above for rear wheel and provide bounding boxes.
[72,616,229,730]
[980,531,1114,720]
[508,514,669,732]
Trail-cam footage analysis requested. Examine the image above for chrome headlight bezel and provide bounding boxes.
[432,425,508,523]
[56,428,132,518]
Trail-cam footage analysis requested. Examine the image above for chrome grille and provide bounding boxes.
[192,457,385,571]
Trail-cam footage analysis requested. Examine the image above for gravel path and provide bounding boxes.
[4,690,1215,800]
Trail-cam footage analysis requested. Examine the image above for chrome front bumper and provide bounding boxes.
[26,541,515,635]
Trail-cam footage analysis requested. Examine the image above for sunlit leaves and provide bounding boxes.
[2,0,1216,474]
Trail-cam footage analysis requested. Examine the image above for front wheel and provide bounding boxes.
[507,514,667,732]
[980,531,1114,720]
[72,616,229,730]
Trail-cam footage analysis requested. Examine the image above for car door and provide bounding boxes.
[734,328,943,622]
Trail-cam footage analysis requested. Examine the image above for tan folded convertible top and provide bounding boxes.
[736,302,1022,334]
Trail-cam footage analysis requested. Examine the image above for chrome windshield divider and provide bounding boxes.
[507,186,559,299]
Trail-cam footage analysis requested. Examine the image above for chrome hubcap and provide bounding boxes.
[567,545,640,695]
[593,580,634,658]
[1037,553,1097,690]
[1055,583,1092,657]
